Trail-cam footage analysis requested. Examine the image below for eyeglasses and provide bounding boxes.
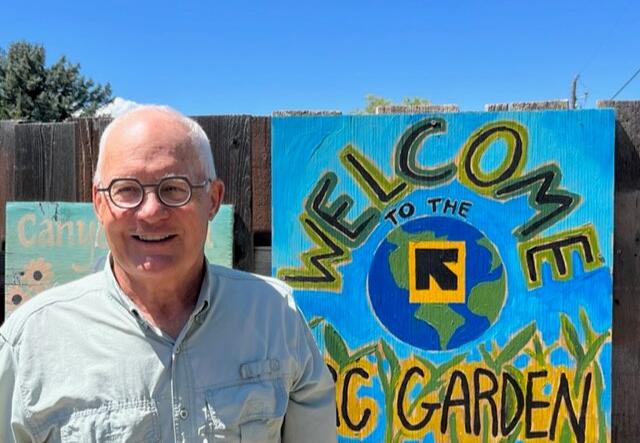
[96,176,211,209]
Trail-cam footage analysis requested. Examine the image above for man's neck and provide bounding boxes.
[113,263,205,339]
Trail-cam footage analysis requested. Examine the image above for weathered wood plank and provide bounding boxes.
[0,121,18,321]
[74,118,111,201]
[250,116,271,236]
[598,100,640,440]
[193,115,253,271]
[253,246,271,277]
[14,122,77,201]
[0,122,17,244]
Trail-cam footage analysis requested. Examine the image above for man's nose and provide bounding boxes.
[135,188,169,219]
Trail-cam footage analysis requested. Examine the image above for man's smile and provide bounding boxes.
[132,234,177,243]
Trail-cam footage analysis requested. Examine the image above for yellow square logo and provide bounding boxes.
[408,241,466,303]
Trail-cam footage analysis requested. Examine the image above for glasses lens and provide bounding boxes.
[110,179,143,208]
[159,177,191,206]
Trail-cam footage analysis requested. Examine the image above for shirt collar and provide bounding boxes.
[103,252,213,323]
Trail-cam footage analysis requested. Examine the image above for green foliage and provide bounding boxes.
[560,313,585,362]
[322,321,376,372]
[308,315,324,329]
[479,323,536,373]
[560,310,610,395]
[499,423,522,443]
[493,323,536,371]
[374,339,402,443]
[0,41,112,121]
[525,333,558,366]
[413,353,468,408]
[357,94,431,114]
[324,323,350,370]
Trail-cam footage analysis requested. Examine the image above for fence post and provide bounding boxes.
[74,118,111,201]
[193,115,254,272]
[598,100,640,440]
[0,121,19,321]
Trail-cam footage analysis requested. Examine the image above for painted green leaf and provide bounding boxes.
[575,331,609,395]
[503,365,525,421]
[499,423,522,443]
[414,354,436,374]
[482,405,490,443]
[579,307,596,346]
[583,331,610,366]
[435,353,468,378]
[308,316,324,329]
[544,342,559,359]
[560,314,585,363]
[409,353,468,416]
[449,414,460,443]
[324,323,349,370]
[559,420,573,443]
[491,340,500,359]
[347,344,377,365]
[374,348,390,395]
[524,349,537,362]
[479,343,496,372]
[533,334,543,358]
[504,365,525,387]
[381,339,401,386]
[494,323,536,370]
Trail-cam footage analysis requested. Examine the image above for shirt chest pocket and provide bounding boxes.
[204,374,287,442]
[60,400,160,443]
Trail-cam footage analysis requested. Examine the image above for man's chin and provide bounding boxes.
[133,255,177,274]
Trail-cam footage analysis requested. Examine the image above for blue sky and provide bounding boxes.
[1,0,638,115]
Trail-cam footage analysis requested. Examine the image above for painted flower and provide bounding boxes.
[21,258,54,290]
[5,284,32,316]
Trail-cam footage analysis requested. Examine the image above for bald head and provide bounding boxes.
[94,105,216,185]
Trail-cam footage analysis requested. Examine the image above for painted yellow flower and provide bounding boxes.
[5,284,32,317]
[21,258,54,290]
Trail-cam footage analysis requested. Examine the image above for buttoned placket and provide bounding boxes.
[169,300,210,442]
[106,259,214,442]
[130,299,210,442]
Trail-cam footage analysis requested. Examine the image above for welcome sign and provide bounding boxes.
[272,111,614,442]
[4,202,234,318]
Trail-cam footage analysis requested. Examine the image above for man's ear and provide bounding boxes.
[92,184,107,224]
[208,179,225,220]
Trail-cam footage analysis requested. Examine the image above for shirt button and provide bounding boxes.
[178,408,189,420]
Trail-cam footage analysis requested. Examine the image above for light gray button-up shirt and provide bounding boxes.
[0,259,336,442]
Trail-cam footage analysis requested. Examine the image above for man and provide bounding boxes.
[0,106,337,442]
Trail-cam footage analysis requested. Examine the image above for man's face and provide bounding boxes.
[93,111,224,285]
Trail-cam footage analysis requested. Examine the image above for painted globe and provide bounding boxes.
[367,216,506,351]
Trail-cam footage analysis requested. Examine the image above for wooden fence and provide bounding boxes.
[1,103,640,440]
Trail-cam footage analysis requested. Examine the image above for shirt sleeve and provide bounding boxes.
[282,311,337,443]
[0,334,34,442]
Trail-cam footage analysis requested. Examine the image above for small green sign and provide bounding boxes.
[4,202,233,318]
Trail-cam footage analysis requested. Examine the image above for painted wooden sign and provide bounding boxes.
[272,111,614,443]
[4,202,233,318]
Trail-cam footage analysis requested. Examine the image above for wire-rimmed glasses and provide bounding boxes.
[96,176,211,209]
